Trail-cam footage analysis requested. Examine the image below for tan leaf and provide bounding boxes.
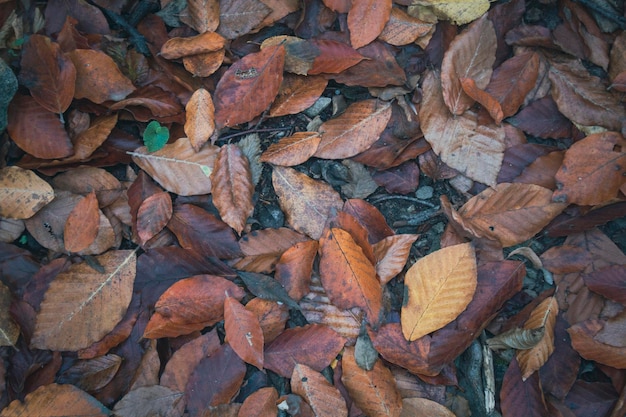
[441,15,496,115]
[160,31,226,59]
[517,296,558,380]
[458,183,567,247]
[0,384,109,417]
[184,0,220,33]
[211,144,255,234]
[401,242,477,341]
[272,166,343,239]
[214,44,285,128]
[224,297,264,369]
[0,282,19,347]
[275,240,318,301]
[0,166,54,219]
[487,327,546,351]
[420,70,505,186]
[291,364,348,417]
[64,191,100,253]
[314,100,392,160]
[130,137,218,196]
[348,0,392,49]
[31,249,136,351]
[183,49,225,77]
[341,346,402,417]
[268,74,328,117]
[185,88,216,152]
[400,398,456,417]
[70,114,118,161]
[378,7,432,46]
[372,234,419,285]
[217,0,272,40]
[260,132,321,166]
[415,0,490,25]
[0,218,24,244]
[319,228,383,326]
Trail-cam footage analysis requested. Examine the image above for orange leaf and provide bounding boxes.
[372,234,419,285]
[31,249,136,351]
[568,319,626,369]
[275,240,318,301]
[460,77,504,124]
[245,298,289,344]
[272,166,343,239]
[143,275,246,339]
[160,31,226,59]
[486,52,540,118]
[0,166,54,219]
[237,387,278,417]
[420,70,505,186]
[370,323,434,376]
[314,100,392,159]
[64,191,100,253]
[342,199,394,244]
[291,363,348,417]
[319,227,382,326]
[553,131,626,206]
[341,346,402,417]
[183,49,225,77]
[67,49,135,104]
[458,183,567,247]
[401,243,477,341]
[234,227,309,273]
[260,132,321,166]
[214,44,285,128]
[268,74,328,117]
[441,15,496,115]
[224,297,264,369]
[517,296,558,380]
[348,0,392,49]
[7,94,74,159]
[211,144,255,234]
[185,88,216,151]
[183,0,220,33]
[0,384,109,417]
[19,34,76,114]
[136,191,172,245]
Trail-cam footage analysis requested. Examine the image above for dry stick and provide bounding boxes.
[216,127,294,143]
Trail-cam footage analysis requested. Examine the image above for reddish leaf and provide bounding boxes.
[19,34,75,114]
[7,94,73,159]
[108,85,184,122]
[214,44,285,128]
[238,387,278,417]
[160,31,226,59]
[460,77,504,123]
[370,323,434,376]
[486,52,540,118]
[245,297,289,344]
[583,265,626,305]
[372,161,420,194]
[211,144,255,234]
[264,324,346,377]
[0,384,109,417]
[372,234,419,285]
[291,364,348,417]
[347,0,392,49]
[568,319,626,370]
[234,227,309,273]
[342,199,394,244]
[500,358,549,417]
[136,191,172,246]
[507,96,572,139]
[269,75,328,117]
[275,240,318,301]
[143,275,246,339]
[330,41,406,87]
[183,88,215,152]
[224,297,264,369]
[260,132,321,166]
[309,39,366,75]
[64,191,100,253]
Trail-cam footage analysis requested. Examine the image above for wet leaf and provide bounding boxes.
[0,166,54,219]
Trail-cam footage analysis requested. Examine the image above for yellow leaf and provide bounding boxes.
[414,0,490,25]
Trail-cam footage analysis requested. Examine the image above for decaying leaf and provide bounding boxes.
[414,0,490,25]
[487,326,546,351]
[0,282,19,347]
[184,88,215,151]
[0,166,54,219]
[516,296,558,380]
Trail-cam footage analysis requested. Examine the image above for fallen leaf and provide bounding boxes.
[583,265,626,305]
[348,0,392,49]
[507,96,572,139]
[309,39,366,75]
[269,74,328,117]
[237,387,278,417]
[275,240,318,301]
[517,296,558,380]
[224,297,264,369]
[0,166,54,219]
[291,363,348,417]
[64,191,100,253]
[160,31,226,59]
[214,44,285,128]
[460,77,504,123]
[183,49,225,77]
[136,191,172,245]
[31,249,136,351]
[402,242,477,341]
[314,100,392,159]
[211,144,255,234]
[568,319,626,369]
[0,384,109,417]
[260,132,321,166]
[112,385,183,417]
[51,166,122,207]
[319,227,383,326]
[379,7,432,46]
[372,234,419,285]
[185,88,216,151]
[272,166,343,239]
[238,271,300,310]
[500,358,549,417]
[184,0,220,33]
[370,323,433,376]
[400,397,456,417]
[441,15,497,115]
[417,0,490,25]
[245,298,289,344]
[0,282,19,346]
[217,0,272,40]
[342,199,395,244]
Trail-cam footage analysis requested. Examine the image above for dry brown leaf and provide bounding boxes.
[0,218,24,243]
[211,144,255,234]
[51,166,122,207]
[237,387,278,417]
[379,7,432,46]
[420,70,505,186]
[31,249,136,351]
[291,363,348,417]
[136,191,172,245]
[319,227,383,326]
[568,319,626,369]
[517,296,558,380]
[217,0,272,40]
[348,0,392,49]
[460,77,504,123]
[268,74,328,117]
[185,88,216,152]
[0,166,54,219]
[224,297,264,369]
[341,346,402,417]
[184,0,220,33]
[441,15,496,115]
[401,242,477,341]
[260,132,321,166]
[183,49,225,77]
[314,100,392,159]
[64,191,100,253]
[372,234,419,285]
[112,385,183,417]
[69,114,118,161]
[400,397,456,417]
[487,326,546,351]
[272,166,343,240]
[130,137,218,196]
[0,384,109,417]
[234,227,309,273]
[160,31,226,59]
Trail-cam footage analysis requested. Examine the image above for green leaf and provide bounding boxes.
[143,121,170,152]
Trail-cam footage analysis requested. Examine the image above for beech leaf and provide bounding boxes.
[0,166,54,219]
[224,297,264,369]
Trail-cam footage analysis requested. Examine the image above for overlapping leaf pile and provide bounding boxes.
[0,0,625,416]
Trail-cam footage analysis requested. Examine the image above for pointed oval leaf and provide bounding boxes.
[112,385,183,417]
[319,228,383,326]
[160,31,226,59]
[237,387,278,417]
[272,166,343,240]
[224,297,264,369]
[401,243,477,341]
[400,398,456,417]
[500,358,549,417]
[185,88,216,152]
[136,191,172,245]
[64,191,100,253]
[517,296,558,380]
[268,74,328,117]
[260,132,321,166]
[0,384,109,417]
[309,39,366,75]
[348,0,392,49]
[441,15,497,115]
[372,234,419,285]
[341,346,402,417]
[291,363,348,417]
[234,227,309,273]
[130,137,218,196]
[275,240,318,301]
[31,249,136,351]
[214,44,285,128]
[378,7,432,46]
[314,100,392,160]
[211,144,255,234]
[0,166,54,219]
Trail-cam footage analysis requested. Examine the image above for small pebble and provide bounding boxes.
[415,186,434,200]
[304,97,331,118]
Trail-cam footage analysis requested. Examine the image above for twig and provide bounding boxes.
[369,194,438,209]
[216,127,294,143]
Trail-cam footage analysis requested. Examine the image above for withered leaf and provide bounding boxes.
[238,271,300,310]
[0,166,54,219]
